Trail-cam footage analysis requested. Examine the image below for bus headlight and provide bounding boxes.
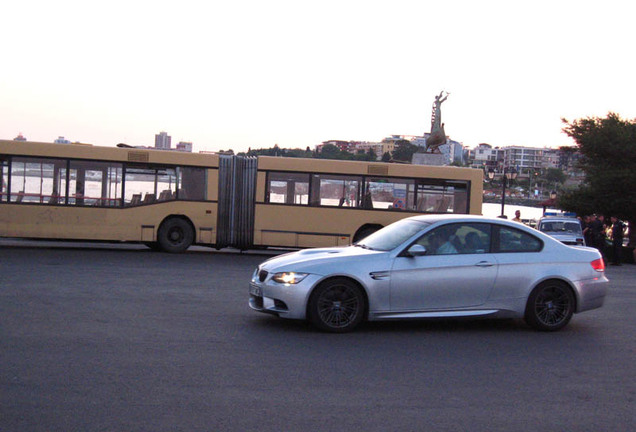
[271,272,309,284]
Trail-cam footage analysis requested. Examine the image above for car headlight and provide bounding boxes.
[271,272,309,284]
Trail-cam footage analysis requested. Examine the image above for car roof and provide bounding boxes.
[539,216,580,222]
[408,214,525,226]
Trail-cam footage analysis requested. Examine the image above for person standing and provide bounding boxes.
[590,214,606,260]
[610,216,625,266]
[512,210,522,223]
[582,215,592,247]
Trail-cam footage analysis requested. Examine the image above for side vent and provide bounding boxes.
[367,165,389,176]
[128,151,149,162]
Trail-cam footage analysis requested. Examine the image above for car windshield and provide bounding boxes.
[356,219,430,251]
[540,221,582,235]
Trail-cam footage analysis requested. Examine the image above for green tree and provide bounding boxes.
[544,168,567,189]
[367,148,377,161]
[381,152,391,162]
[316,143,347,160]
[560,112,636,246]
[391,140,418,162]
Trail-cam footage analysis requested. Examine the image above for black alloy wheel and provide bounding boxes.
[309,278,365,333]
[525,281,575,331]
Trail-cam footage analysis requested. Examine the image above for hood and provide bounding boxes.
[260,245,387,274]
[545,232,584,244]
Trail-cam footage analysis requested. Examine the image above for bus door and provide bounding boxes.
[216,155,257,249]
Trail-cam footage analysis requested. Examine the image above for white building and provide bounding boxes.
[176,141,193,152]
[155,131,171,150]
[503,146,544,171]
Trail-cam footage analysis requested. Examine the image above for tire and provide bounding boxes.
[144,242,162,251]
[157,218,194,253]
[308,278,366,333]
[524,280,575,331]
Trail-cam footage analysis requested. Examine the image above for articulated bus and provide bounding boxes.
[0,140,483,252]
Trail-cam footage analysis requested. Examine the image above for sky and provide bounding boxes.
[2,0,635,154]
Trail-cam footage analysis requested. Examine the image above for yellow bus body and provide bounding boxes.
[1,139,483,251]
[0,140,219,248]
[253,156,482,248]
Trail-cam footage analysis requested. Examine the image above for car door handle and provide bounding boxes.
[474,261,494,267]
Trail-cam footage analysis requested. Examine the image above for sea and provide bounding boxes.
[482,203,546,222]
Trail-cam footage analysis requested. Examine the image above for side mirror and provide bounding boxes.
[407,244,428,257]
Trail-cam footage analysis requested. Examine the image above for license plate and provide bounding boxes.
[249,284,262,297]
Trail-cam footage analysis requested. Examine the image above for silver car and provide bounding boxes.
[249,215,608,332]
[538,216,586,246]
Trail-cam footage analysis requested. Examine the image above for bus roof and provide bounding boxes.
[256,155,484,182]
[0,140,220,168]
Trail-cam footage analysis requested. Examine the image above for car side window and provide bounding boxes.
[416,223,491,255]
[496,226,542,253]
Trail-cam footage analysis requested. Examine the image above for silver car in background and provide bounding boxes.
[538,216,586,246]
[249,215,608,333]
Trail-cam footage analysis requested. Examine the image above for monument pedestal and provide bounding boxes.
[412,152,446,166]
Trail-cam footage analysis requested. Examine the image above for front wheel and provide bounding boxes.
[158,218,194,253]
[525,281,575,331]
[308,278,366,333]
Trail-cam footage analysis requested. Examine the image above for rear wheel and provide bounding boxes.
[308,278,366,333]
[525,280,575,331]
[158,218,194,253]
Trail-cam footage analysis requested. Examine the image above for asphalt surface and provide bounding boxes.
[1,241,635,432]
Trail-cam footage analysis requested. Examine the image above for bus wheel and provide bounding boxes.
[158,218,194,253]
[144,242,162,251]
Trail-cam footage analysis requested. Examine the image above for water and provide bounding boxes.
[482,203,546,221]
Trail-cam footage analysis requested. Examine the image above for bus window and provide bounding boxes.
[366,178,415,210]
[69,161,122,206]
[10,157,67,204]
[124,166,156,206]
[179,167,206,200]
[157,168,177,201]
[267,172,309,205]
[1,157,7,202]
[415,180,468,213]
[310,174,362,207]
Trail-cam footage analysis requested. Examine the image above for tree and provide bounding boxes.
[381,152,391,162]
[544,168,567,189]
[316,143,346,160]
[367,148,378,161]
[391,140,418,162]
[560,112,636,246]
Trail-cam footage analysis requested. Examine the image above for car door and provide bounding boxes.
[488,224,545,301]
[389,223,498,311]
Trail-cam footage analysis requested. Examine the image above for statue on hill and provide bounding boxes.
[425,91,449,153]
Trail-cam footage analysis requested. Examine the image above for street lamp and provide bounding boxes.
[488,167,518,218]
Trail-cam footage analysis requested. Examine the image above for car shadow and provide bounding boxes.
[247,314,535,335]
[358,317,531,333]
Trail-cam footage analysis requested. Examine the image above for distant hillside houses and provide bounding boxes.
[315,136,580,176]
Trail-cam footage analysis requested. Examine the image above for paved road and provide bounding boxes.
[1,242,635,432]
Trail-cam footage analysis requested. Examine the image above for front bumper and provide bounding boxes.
[248,273,322,320]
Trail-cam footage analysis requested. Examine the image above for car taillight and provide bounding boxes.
[591,258,605,272]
